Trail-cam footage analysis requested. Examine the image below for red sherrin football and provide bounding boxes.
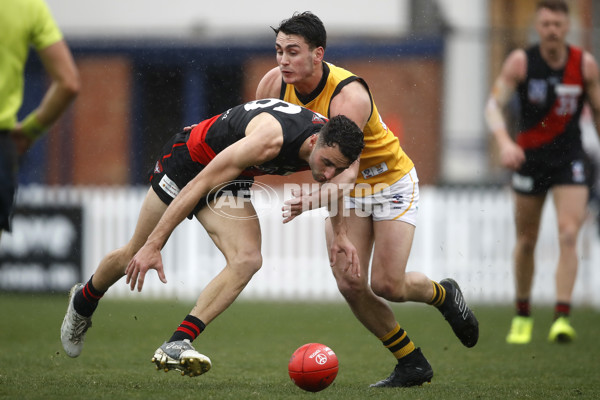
[288,343,339,392]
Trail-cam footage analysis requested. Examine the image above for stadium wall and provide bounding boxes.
[18,39,444,186]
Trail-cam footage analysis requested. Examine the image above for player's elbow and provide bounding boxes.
[484,97,496,119]
[62,71,81,99]
[484,98,505,133]
[53,65,81,101]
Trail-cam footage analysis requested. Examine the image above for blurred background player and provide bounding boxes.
[0,0,80,240]
[61,99,364,377]
[485,0,600,344]
[256,12,478,387]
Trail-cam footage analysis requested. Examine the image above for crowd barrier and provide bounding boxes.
[4,185,600,308]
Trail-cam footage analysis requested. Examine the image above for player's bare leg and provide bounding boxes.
[507,192,544,344]
[513,193,545,302]
[190,200,263,324]
[94,189,169,290]
[370,220,431,303]
[152,199,262,376]
[552,186,587,304]
[327,212,390,336]
[548,185,587,342]
[61,188,168,357]
[326,212,432,387]
[371,219,478,348]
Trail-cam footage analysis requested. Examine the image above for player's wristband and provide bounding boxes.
[20,112,47,139]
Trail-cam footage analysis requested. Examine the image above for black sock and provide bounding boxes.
[168,315,206,343]
[554,302,570,320]
[516,299,530,317]
[73,276,105,317]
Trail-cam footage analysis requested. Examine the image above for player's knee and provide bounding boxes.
[558,223,579,248]
[230,250,263,276]
[516,235,537,255]
[335,276,364,301]
[371,278,406,302]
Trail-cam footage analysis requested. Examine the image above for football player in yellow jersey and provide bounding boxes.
[0,0,80,239]
[257,12,479,387]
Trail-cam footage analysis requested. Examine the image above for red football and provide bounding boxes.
[288,343,339,392]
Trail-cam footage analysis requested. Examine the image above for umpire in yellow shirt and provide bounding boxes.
[0,0,80,237]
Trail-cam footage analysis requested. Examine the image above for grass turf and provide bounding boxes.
[0,293,598,399]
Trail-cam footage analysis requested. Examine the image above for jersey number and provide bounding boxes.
[244,99,302,114]
[555,95,578,116]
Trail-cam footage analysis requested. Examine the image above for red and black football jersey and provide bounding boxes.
[186,98,327,176]
[516,45,585,158]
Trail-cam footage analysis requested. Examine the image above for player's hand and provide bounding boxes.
[498,140,526,170]
[283,188,307,223]
[329,234,360,278]
[282,188,320,224]
[183,123,198,132]
[10,128,35,155]
[125,243,167,292]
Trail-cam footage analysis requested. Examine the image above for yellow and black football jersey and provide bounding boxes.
[280,62,414,195]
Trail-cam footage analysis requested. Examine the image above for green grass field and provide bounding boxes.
[1,293,598,399]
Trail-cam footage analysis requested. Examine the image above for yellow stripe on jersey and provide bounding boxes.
[282,62,414,196]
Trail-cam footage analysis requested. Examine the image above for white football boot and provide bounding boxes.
[152,339,212,377]
[60,283,92,358]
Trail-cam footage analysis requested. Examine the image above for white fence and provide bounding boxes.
[5,185,600,307]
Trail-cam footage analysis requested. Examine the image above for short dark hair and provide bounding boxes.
[272,11,327,50]
[318,115,364,163]
[537,0,569,14]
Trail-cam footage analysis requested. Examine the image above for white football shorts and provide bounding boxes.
[344,167,419,225]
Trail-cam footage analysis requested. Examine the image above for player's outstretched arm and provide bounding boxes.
[125,114,284,291]
[326,161,360,277]
[328,195,360,278]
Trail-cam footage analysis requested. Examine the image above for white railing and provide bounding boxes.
[6,185,600,307]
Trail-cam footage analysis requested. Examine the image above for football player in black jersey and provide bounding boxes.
[61,98,363,376]
[485,0,600,344]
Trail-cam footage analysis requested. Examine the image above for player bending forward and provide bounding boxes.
[60,99,364,376]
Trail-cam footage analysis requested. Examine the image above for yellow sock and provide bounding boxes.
[428,280,446,307]
[379,323,415,360]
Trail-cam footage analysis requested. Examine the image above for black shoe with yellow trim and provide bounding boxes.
[370,348,433,388]
[438,278,479,348]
